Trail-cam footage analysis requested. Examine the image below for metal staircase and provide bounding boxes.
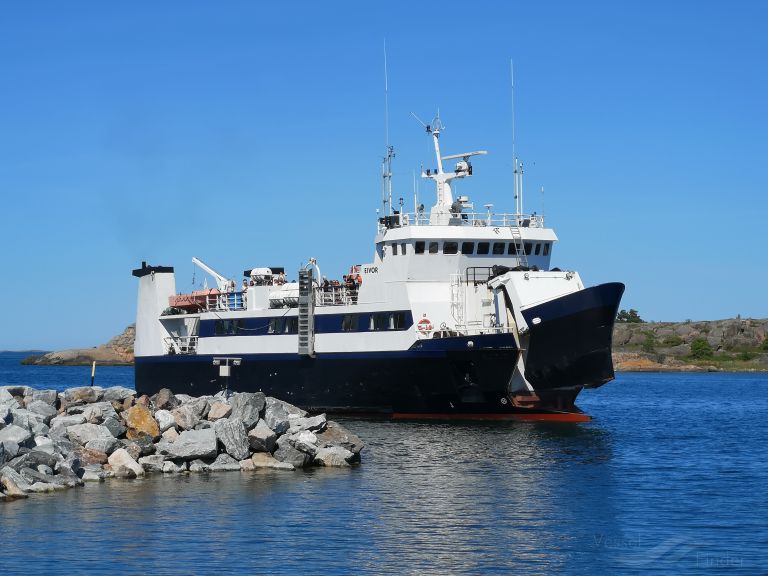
[298,269,315,357]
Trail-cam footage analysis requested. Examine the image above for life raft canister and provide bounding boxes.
[417,318,433,332]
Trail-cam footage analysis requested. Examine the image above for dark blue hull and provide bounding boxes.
[136,333,527,415]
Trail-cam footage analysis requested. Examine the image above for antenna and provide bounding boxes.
[382,40,395,215]
[384,39,389,151]
[410,112,429,130]
[510,59,519,216]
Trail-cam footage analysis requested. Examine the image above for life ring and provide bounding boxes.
[417,318,433,332]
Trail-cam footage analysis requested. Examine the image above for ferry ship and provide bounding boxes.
[132,115,624,421]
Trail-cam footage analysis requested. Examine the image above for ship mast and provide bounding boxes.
[381,40,395,215]
[417,113,487,225]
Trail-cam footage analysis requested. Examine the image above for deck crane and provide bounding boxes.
[192,257,230,291]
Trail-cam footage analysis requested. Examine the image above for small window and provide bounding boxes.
[371,313,390,331]
[461,242,475,254]
[493,242,505,255]
[524,242,533,256]
[341,314,358,332]
[507,243,518,255]
[392,311,406,330]
[477,242,490,255]
[429,242,439,254]
[285,317,298,334]
[535,243,541,255]
[443,241,458,254]
[415,241,425,254]
[392,243,398,256]
[214,320,226,336]
[543,243,550,256]
[401,243,407,255]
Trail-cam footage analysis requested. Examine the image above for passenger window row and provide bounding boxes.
[395,241,551,256]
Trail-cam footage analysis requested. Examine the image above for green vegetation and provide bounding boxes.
[689,338,714,359]
[641,332,657,353]
[762,337,768,351]
[662,335,684,347]
[617,309,644,323]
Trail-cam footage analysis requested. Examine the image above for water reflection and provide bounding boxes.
[1,420,622,575]
[4,372,767,574]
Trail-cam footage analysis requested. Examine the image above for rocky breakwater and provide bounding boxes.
[0,385,363,501]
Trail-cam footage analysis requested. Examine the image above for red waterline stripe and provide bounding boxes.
[391,412,592,423]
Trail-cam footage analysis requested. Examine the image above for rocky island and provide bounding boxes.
[21,325,135,366]
[0,385,364,502]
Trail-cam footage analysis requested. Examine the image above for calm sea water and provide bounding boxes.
[1,351,766,575]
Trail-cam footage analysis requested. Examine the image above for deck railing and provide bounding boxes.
[380,211,545,230]
[204,292,247,312]
[314,286,358,306]
[164,336,198,355]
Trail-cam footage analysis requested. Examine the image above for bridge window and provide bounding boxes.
[392,243,398,256]
[401,243,407,255]
[524,242,533,256]
[392,311,406,329]
[429,241,439,254]
[285,317,298,334]
[493,242,505,255]
[543,243,550,256]
[508,243,518,255]
[415,241,425,254]
[477,242,490,255]
[461,242,475,254]
[443,241,458,254]
[535,243,541,255]
[341,314,358,332]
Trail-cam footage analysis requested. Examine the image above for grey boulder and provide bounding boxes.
[0,424,33,447]
[208,453,240,472]
[138,455,166,474]
[161,460,187,474]
[102,416,126,438]
[171,404,201,431]
[156,429,218,461]
[230,392,265,430]
[85,437,120,455]
[314,446,355,467]
[250,452,294,470]
[102,386,135,402]
[154,409,176,432]
[273,444,311,468]
[316,421,365,456]
[50,414,87,430]
[25,400,59,424]
[287,413,327,434]
[214,419,250,461]
[108,448,145,478]
[30,389,58,406]
[248,420,277,453]
[66,423,115,445]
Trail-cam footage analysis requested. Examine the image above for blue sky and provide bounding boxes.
[1,1,766,350]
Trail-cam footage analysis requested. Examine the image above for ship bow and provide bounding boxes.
[521,282,625,390]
